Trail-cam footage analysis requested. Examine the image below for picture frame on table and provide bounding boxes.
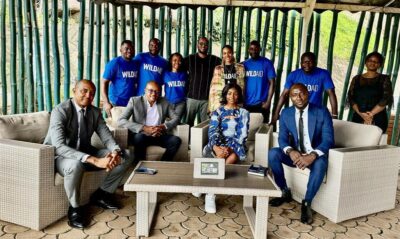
[193,158,225,179]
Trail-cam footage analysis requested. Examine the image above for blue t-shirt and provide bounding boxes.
[243,57,276,105]
[284,67,335,106]
[163,71,188,104]
[134,52,168,95]
[102,56,139,106]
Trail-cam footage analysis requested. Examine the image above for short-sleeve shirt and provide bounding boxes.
[134,52,168,95]
[102,56,139,106]
[163,71,188,104]
[284,67,335,106]
[243,57,276,106]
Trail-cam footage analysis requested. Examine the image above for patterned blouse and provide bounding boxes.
[208,63,245,113]
[207,106,250,161]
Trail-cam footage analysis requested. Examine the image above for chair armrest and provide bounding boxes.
[0,139,55,186]
[171,124,190,162]
[110,126,128,149]
[379,133,388,145]
[190,120,210,163]
[254,124,272,167]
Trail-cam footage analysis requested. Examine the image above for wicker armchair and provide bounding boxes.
[190,113,272,164]
[0,111,128,230]
[270,119,400,223]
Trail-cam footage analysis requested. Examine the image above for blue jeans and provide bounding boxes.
[268,147,328,203]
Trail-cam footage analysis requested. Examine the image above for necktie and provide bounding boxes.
[299,110,306,153]
[79,109,89,151]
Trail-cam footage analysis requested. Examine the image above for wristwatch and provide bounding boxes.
[310,151,319,159]
[286,148,294,156]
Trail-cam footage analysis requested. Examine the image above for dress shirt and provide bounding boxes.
[145,100,160,126]
[284,104,324,157]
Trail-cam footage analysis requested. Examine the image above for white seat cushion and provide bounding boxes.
[248,113,263,141]
[333,119,382,148]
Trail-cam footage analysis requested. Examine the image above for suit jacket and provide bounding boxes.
[117,96,179,133]
[44,99,120,161]
[278,103,334,155]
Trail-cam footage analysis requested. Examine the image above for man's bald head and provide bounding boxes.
[289,83,309,110]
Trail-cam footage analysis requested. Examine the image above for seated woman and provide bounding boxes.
[163,52,188,120]
[347,52,393,132]
[208,45,245,113]
[195,83,250,213]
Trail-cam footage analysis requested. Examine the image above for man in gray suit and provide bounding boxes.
[44,79,131,229]
[118,81,181,162]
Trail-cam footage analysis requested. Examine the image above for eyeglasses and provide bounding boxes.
[198,42,208,46]
[146,89,160,95]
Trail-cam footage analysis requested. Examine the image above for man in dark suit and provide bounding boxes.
[268,83,334,224]
[118,81,181,162]
[44,80,131,229]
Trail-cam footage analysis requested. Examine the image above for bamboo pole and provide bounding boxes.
[42,0,52,111]
[86,1,95,80]
[357,12,375,76]
[166,7,172,57]
[16,0,25,113]
[129,5,135,45]
[385,14,399,76]
[51,0,61,105]
[221,7,228,49]
[0,0,6,114]
[236,7,244,61]
[207,8,213,54]
[200,7,206,38]
[286,11,296,79]
[323,10,338,106]
[150,8,155,39]
[23,0,34,112]
[137,5,143,53]
[244,7,252,60]
[9,0,17,113]
[191,8,197,54]
[255,8,262,42]
[62,0,70,100]
[111,4,118,58]
[313,12,320,62]
[229,7,235,47]
[77,0,86,81]
[270,9,278,64]
[273,11,288,114]
[183,6,189,57]
[339,12,365,120]
[261,10,270,57]
[120,5,126,42]
[31,0,44,111]
[391,96,400,145]
[176,7,182,53]
[296,16,303,69]
[94,3,102,107]
[373,13,384,52]
[159,6,165,57]
[104,3,110,64]
[391,29,400,91]
[381,14,392,59]
[305,12,314,52]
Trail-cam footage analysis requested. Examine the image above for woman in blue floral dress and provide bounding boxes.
[199,83,250,213]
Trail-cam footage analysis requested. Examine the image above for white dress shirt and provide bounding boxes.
[145,100,160,126]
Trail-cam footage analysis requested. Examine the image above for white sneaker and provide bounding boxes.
[192,192,202,198]
[205,193,216,213]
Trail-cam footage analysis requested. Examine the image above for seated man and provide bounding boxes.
[268,83,334,224]
[44,79,132,229]
[118,81,181,162]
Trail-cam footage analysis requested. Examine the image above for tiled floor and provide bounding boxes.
[1,177,400,239]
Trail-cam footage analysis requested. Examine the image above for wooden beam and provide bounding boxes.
[301,0,316,54]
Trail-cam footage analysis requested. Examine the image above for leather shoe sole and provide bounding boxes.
[68,220,86,229]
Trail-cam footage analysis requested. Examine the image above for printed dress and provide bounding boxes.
[203,106,250,161]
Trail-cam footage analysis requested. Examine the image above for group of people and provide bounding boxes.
[44,35,393,228]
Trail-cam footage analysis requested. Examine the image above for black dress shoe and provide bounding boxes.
[301,200,314,224]
[68,206,87,229]
[90,189,119,210]
[269,188,292,207]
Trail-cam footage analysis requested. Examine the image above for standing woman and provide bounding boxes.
[208,45,245,113]
[163,52,188,120]
[200,83,250,213]
[347,52,393,132]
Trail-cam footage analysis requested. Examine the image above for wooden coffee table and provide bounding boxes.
[124,161,281,239]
